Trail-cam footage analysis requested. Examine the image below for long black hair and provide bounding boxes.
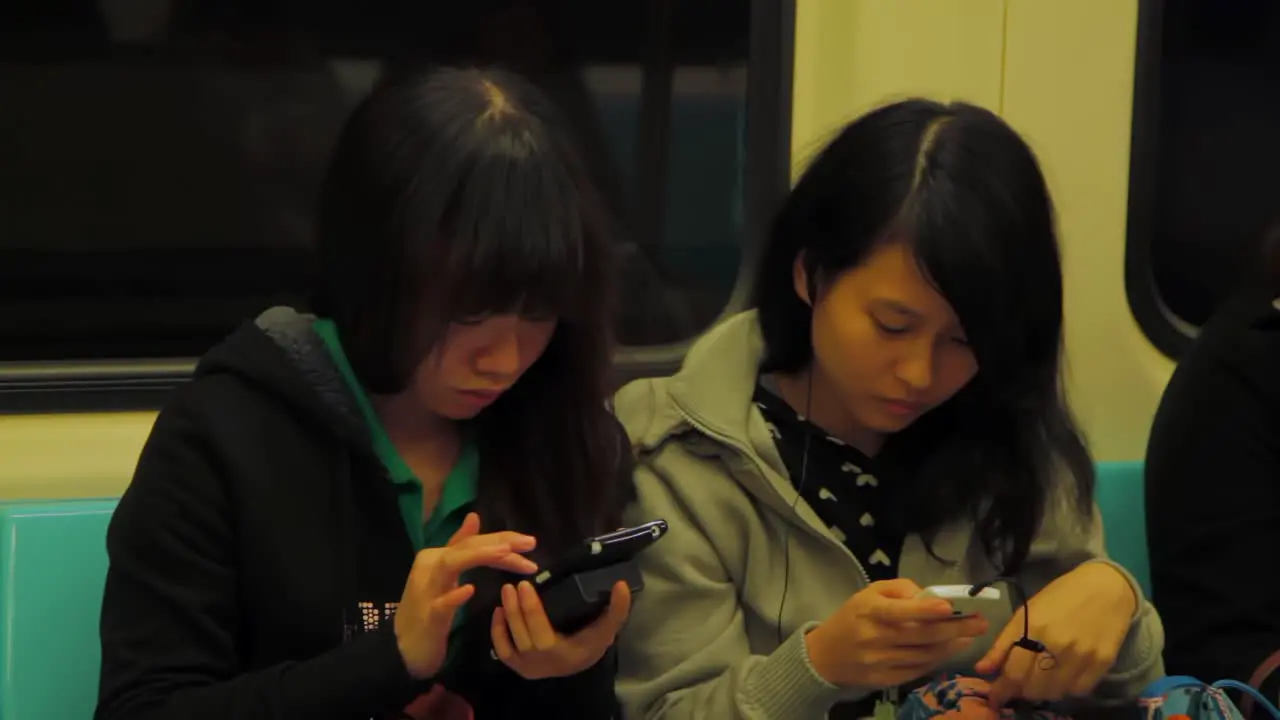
[754,98,1094,574]
[312,66,627,555]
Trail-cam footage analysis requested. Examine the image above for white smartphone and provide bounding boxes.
[916,584,1003,619]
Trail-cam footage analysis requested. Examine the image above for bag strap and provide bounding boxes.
[1241,650,1280,720]
[1214,680,1280,720]
[1142,676,1264,720]
[1143,675,1212,698]
[1142,676,1217,720]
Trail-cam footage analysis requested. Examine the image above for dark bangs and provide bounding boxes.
[314,65,614,394]
[430,136,601,327]
[313,67,626,567]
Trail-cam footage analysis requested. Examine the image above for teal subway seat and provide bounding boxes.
[0,498,118,720]
[1093,460,1152,599]
[0,461,1149,719]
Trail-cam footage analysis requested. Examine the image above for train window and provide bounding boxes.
[1126,0,1280,357]
[0,2,794,410]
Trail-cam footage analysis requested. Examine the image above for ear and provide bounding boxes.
[792,252,813,307]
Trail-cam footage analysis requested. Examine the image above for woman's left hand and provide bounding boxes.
[490,579,632,680]
[975,562,1138,708]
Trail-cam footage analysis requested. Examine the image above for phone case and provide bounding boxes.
[539,559,644,634]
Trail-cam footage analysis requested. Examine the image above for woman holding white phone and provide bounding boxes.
[613,99,1165,718]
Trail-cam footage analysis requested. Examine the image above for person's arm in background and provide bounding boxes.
[1145,306,1280,698]
[96,390,426,720]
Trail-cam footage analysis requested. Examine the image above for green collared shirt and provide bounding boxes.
[314,319,478,550]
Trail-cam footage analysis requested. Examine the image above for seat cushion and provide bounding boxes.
[0,499,118,720]
[1093,461,1152,599]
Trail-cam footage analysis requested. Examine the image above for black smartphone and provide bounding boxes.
[531,519,669,590]
[505,520,668,635]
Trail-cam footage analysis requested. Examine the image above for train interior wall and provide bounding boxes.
[0,0,1172,500]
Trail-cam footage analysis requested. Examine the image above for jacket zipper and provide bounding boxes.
[671,405,872,588]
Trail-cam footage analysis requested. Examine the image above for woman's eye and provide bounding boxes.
[455,315,489,326]
[874,319,910,335]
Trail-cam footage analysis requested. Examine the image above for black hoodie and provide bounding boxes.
[1146,291,1280,697]
[95,307,630,719]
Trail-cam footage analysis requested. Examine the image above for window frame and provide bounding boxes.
[1124,0,1198,360]
[613,0,795,386]
[0,0,796,414]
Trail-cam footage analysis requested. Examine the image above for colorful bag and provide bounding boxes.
[894,673,1280,720]
[897,675,1073,720]
[1138,676,1280,720]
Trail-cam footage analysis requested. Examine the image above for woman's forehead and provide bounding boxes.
[835,244,962,323]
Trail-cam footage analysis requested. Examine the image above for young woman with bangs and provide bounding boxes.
[96,66,633,720]
[613,99,1165,719]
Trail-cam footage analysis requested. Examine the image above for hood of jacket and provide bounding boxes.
[193,305,371,453]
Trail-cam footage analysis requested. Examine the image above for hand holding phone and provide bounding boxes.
[526,519,666,634]
[490,578,632,680]
[804,579,989,688]
[395,513,539,680]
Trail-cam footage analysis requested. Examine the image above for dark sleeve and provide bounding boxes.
[532,647,622,718]
[441,610,621,718]
[1145,324,1280,695]
[95,395,426,720]
[499,648,621,718]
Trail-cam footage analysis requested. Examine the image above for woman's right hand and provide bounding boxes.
[394,512,539,679]
[804,578,990,688]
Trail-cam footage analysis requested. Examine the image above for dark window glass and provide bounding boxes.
[1127,0,1280,356]
[0,1,792,376]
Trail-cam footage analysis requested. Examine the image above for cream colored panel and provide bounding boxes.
[1002,0,1173,460]
[792,0,1006,174]
[0,412,155,499]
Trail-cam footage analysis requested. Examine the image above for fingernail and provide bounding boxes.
[518,581,533,592]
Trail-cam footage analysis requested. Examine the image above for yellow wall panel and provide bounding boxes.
[1002,0,1173,460]
[792,0,1006,172]
[0,411,154,498]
